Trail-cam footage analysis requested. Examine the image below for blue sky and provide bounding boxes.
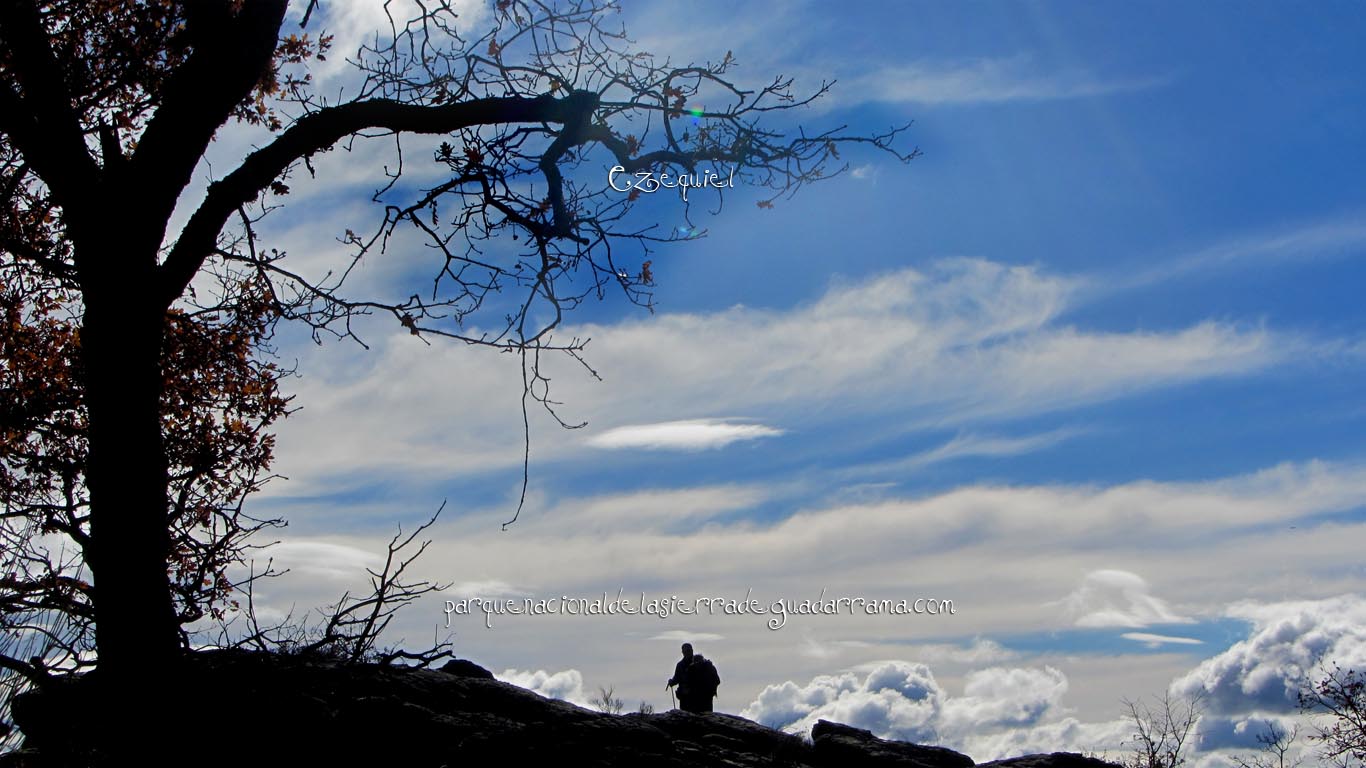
[184,0,1366,761]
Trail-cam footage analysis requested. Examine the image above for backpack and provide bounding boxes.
[690,656,720,696]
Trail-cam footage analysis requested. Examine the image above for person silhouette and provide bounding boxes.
[666,642,696,711]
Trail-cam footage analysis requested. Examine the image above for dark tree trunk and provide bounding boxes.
[79,262,181,684]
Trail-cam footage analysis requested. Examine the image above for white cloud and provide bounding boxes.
[1123,633,1204,649]
[743,661,1071,754]
[497,668,590,708]
[961,716,1135,763]
[266,258,1291,494]
[840,640,1021,668]
[445,579,525,599]
[942,667,1070,731]
[856,428,1082,476]
[799,635,874,661]
[1120,216,1366,292]
[650,630,724,643]
[741,661,944,741]
[913,639,1020,666]
[830,56,1166,107]
[251,461,1366,662]
[1195,714,1306,752]
[628,7,1164,110]
[532,484,769,536]
[737,604,1366,763]
[1171,595,1366,715]
[263,540,382,581]
[227,466,1366,757]
[1057,570,1194,628]
[287,0,493,85]
[922,430,1082,465]
[586,419,784,451]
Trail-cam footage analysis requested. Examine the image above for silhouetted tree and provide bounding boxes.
[0,262,290,747]
[1300,663,1366,768]
[0,0,913,717]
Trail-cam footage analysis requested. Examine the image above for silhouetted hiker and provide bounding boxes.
[666,642,696,711]
[666,643,722,713]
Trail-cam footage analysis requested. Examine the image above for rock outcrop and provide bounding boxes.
[812,720,977,768]
[5,649,1123,768]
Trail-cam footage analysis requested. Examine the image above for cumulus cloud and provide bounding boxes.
[743,660,1074,748]
[960,717,1135,763]
[498,668,590,708]
[1058,570,1193,628]
[586,419,784,451]
[1195,714,1304,752]
[742,601,1366,764]
[742,661,944,741]
[941,667,1069,731]
[1171,595,1366,715]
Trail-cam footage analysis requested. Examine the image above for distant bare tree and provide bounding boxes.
[1232,720,1303,768]
[1121,691,1205,768]
[590,684,624,715]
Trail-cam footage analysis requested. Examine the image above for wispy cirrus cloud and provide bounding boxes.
[1117,215,1366,292]
[264,257,1294,495]
[650,630,724,643]
[847,428,1084,478]
[445,579,526,599]
[823,55,1167,108]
